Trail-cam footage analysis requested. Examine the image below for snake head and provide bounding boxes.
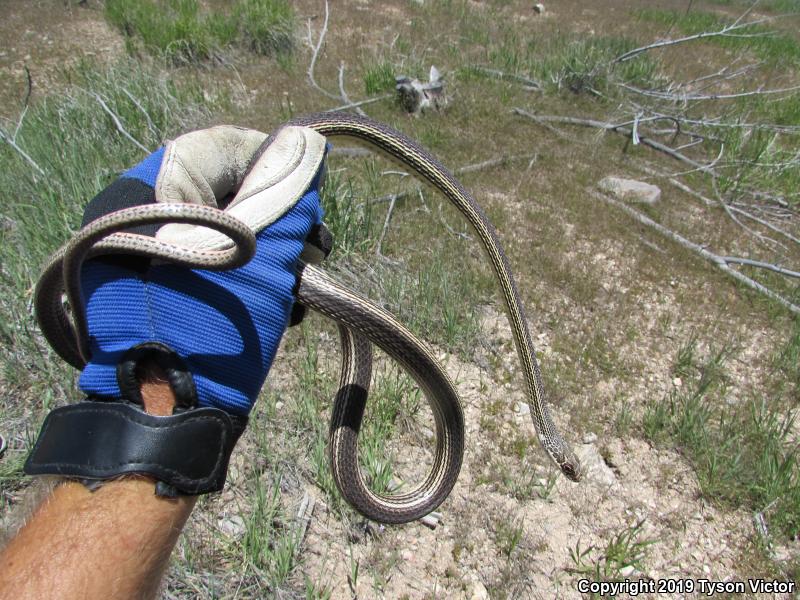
[555,443,585,482]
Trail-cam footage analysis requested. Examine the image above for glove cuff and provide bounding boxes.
[24,400,247,495]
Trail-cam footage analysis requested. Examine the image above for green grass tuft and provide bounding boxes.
[645,340,800,539]
[362,61,396,96]
[105,0,294,64]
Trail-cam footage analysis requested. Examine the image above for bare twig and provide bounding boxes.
[121,86,158,139]
[612,16,773,63]
[712,177,785,251]
[338,62,367,117]
[0,128,45,175]
[375,194,397,257]
[620,81,800,102]
[589,189,800,315]
[90,92,150,154]
[721,256,800,279]
[13,65,33,141]
[469,66,542,90]
[513,109,718,175]
[306,0,339,101]
[325,93,392,113]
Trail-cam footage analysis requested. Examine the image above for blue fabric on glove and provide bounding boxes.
[78,148,324,416]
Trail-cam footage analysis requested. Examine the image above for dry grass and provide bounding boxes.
[2,0,800,598]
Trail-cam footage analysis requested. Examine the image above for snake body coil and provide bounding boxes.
[34,112,581,525]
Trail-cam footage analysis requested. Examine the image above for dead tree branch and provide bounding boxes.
[469,66,542,90]
[338,61,367,117]
[637,164,800,247]
[620,82,800,102]
[325,94,392,113]
[306,0,339,101]
[513,109,718,175]
[720,256,800,279]
[589,189,800,315]
[0,128,45,175]
[612,16,774,63]
[90,92,150,154]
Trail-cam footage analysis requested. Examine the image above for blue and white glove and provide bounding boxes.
[26,125,327,494]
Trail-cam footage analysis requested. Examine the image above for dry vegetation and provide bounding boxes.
[2,0,800,598]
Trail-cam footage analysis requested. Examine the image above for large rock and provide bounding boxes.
[598,176,661,205]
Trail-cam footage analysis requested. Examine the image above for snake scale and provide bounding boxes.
[34,112,582,524]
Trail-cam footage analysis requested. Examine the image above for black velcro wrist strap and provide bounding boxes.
[24,402,247,495]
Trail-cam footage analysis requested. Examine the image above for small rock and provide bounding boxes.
[583,432,598,444]
[217,514,246,538]
[672,377,682,388]
[401,549,414,562]
[514,402,531,415]
[703,564,711,574]
[533,3,545,13]
[575,443,616,486]
[275,401,284,411]
[774,546,792,562]
[619,565,635,577]
[470,580,489,600]
[598,176,661,205]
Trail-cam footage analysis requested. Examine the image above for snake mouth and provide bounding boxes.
[562,462,584,482]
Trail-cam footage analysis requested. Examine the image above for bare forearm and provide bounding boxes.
[0,478,195,599]
[0,372,195,600]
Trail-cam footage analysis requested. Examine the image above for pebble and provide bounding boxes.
[514,402,531,415]
[217,515,246,538]
[471,580,489,600]
[619,565,635,577]
[583,432,598,444]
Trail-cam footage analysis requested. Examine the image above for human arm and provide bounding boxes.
[0,124,328,599]
[0,367,196,600]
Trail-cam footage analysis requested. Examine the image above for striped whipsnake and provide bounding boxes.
[34,112,582,524]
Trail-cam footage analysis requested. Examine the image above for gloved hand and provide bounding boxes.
[79,124,326,416]
[26,124,327,494]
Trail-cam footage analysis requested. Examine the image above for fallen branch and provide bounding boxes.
[620,81,800,102]
[306,0,339,101]
[513,109,717,175]
[0,128,45,175]
[90,92,149,154]
[589,189,800,315]
[613,16,773,63]
[338,61,367,117]
[375,193,397,257]
[721,256,800,279]
[637,164,800,247]
[325,93,392,113]
[469,66,541,90]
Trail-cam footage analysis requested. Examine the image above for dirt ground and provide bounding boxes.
[1,1,799,598]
